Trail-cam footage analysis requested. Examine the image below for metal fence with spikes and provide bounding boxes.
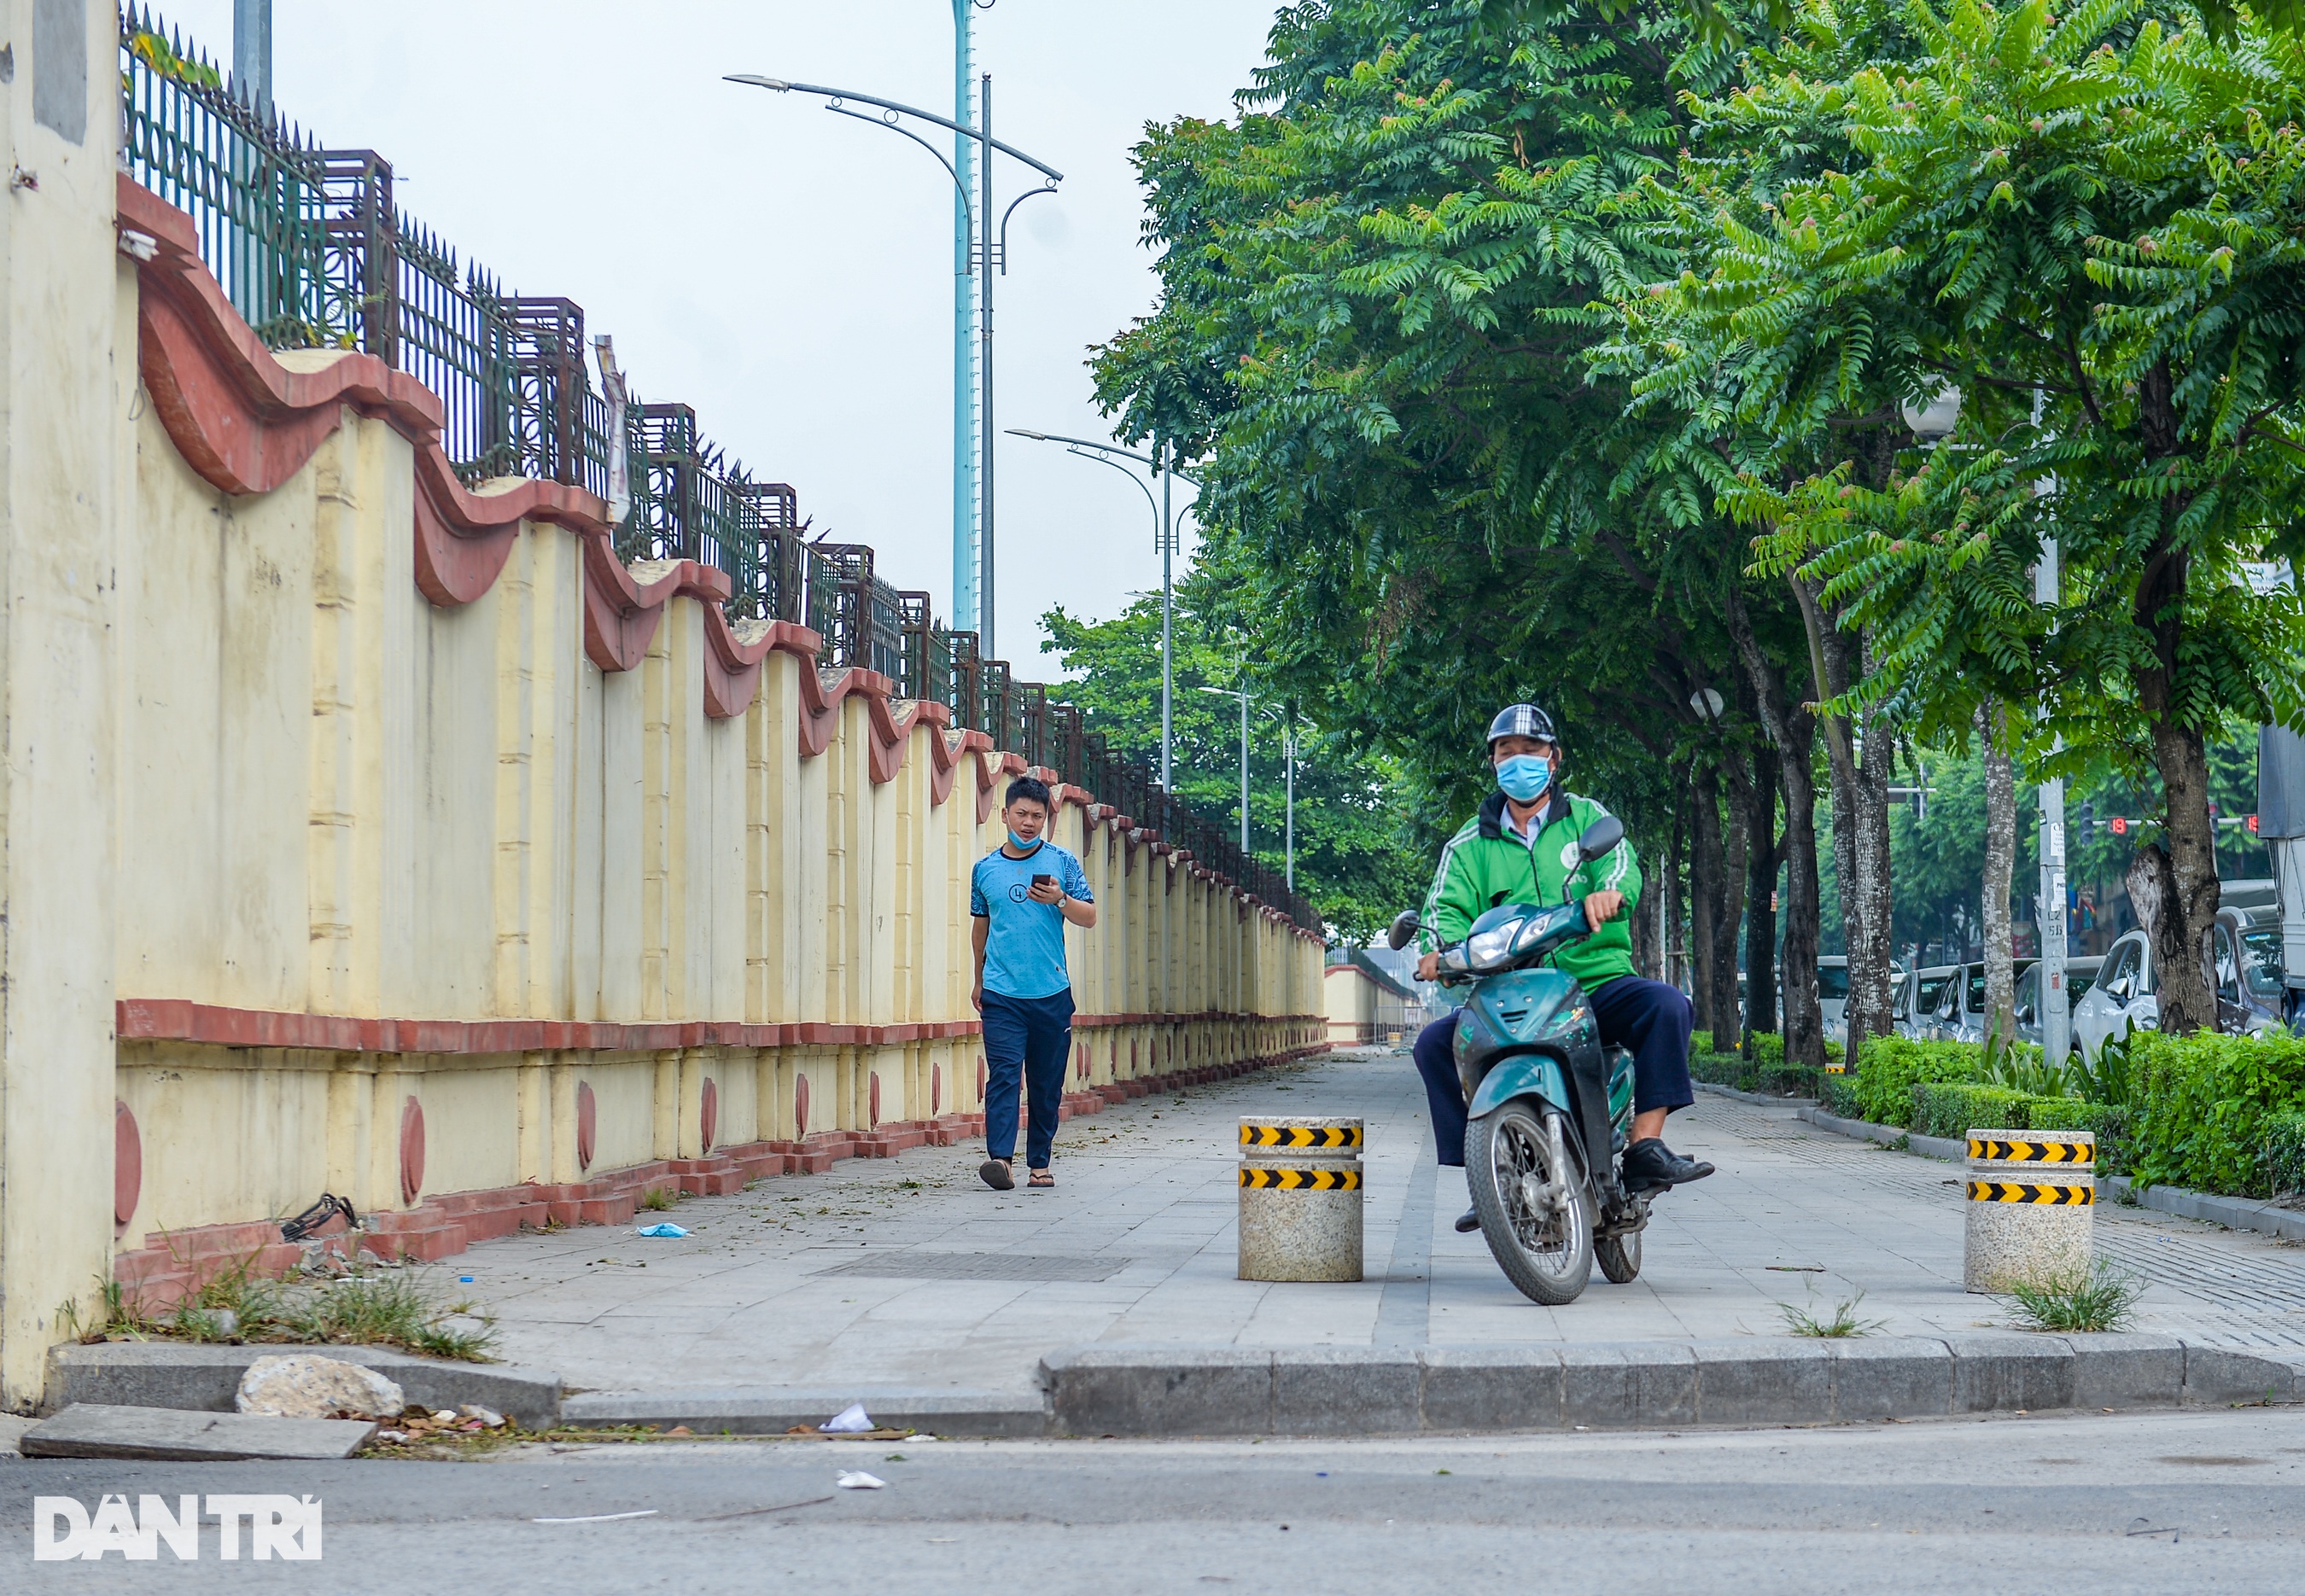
[116,4,1320,933]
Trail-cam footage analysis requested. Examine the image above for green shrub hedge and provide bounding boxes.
[1689,1051,1826,1100]
[2266,1110,2305,1198]
[2034,1098,2132,1176]
[1911,1083,2035,1141]
[1689,1029,1842,1064]
[1835,1036,1986,1127]
[2126,1031,2305,1197]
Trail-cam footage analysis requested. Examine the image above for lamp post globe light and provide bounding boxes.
[728,48,1063,657]
[1007,429,1192,789]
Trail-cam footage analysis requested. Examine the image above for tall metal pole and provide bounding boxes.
[1159,439,1174,790]
[2037,534,2071,1065]
[233,0,273,114]
[1239,687,1250,854]
[1284,712,1295,891]
[951,3,979,637]
[978,73,997,656]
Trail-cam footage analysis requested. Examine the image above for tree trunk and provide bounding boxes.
[1980,700,2017,1049]
[1744,743,1782,1038]
[1662,798,1687,994]
[1717,740,1758,1049]
[1724,588,1825,1069]
[1794,578,1896,1069]
[2132,358,2220,1034]
[1689,759,1724,1038]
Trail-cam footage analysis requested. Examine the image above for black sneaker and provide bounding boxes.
[1621,1138,1714,1191]
[1453,1207,1481,1233]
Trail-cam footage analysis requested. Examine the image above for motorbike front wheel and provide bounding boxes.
[1467,1102,1593,1305]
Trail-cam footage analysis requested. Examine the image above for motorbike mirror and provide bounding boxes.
[1386,910,1421,952]
[1576,815,1625,863]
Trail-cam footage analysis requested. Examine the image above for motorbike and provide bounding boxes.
[1387,814,1652,1306]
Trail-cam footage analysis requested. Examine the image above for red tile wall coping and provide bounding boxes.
[110,1044,1329,1309]
[117,176,1322,941]
[114,1000,1324,1055]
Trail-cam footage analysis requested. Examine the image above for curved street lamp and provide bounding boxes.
[728,73,1064,657]
[1007,429,1193,789]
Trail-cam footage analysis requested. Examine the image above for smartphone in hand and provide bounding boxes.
[1032,873,1056,891]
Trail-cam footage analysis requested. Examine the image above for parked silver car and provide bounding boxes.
[1894,965,1959,1039]
[1916,959,2038,1044]
[2011,956,2104,1051]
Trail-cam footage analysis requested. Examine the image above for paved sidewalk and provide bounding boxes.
[458,1047,2305,1401]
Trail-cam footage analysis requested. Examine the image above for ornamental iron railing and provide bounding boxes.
[118,6,1318,931]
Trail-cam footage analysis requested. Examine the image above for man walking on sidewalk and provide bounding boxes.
[972,776,1097,1191]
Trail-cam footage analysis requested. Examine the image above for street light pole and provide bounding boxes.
[1007,430,1193,789]
[1198,684,1252,853]
[727,73,1062,655]
[951,2,978,636]
[1284,708,1295,892]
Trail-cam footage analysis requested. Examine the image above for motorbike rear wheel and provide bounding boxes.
[1467,1102,1593,1305]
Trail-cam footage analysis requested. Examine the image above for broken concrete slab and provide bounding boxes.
[20,1403,376,1461]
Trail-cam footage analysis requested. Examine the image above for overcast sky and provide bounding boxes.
[159,1,1287,677]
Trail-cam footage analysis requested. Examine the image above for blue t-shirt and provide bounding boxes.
[970,841,1093,999]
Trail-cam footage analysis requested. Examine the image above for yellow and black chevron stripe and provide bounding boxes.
[1967,1180,2094,1205]
[1968,1137,2095,1165]
[1240,1124,1363,1150]
[1239,1166,1362,1191]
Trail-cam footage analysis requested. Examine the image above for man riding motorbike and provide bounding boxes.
[1415,704,1713,1232]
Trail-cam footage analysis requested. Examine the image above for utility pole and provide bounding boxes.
[2036,537,2071,1066]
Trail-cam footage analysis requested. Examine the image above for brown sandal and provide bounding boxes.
[1027,1168,1055,1190]
[979,1158,1014,1191]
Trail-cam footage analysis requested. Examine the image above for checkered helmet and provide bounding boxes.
[1485,702,1559,751]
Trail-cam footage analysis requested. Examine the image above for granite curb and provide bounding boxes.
[1797,1104,1967,1162]
[558,1388,1052,1438]
[1695,1081,1820,1109]
[1036,1335,2304,1436]
[43,1342,563,1428]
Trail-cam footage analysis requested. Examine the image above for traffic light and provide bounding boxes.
[2112,816,2129,836]
[2250,813,2261,836]
[2074,801,2095,840]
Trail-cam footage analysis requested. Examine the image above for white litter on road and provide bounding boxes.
[821,1403,874,1433]
[533,1510,660,1524]
[835,1471,886,1490]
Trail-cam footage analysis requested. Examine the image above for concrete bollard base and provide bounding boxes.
[1964,1127,2095,1293]
[1237,1116,1363,1283]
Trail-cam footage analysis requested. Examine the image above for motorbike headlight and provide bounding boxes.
[1511,908,1561,954]
[1466,920,1523,971]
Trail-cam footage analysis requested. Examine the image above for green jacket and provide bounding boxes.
[1421,789,1643,989]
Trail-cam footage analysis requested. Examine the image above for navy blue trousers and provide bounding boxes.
[982,988,1075,1168]
[1411,975,1695,1167]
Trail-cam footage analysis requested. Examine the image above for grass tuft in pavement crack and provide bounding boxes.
[61,1252,498,1361]
[1777,1286,1886,1338]
[2000,1262,2145,1333]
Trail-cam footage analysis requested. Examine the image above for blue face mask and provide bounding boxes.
[1007,830,1044,853]
[1497,754,1551,804]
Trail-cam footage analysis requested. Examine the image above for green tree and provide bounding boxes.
[1041,582,1424,941]
[1092,0,1826,1046]
[1621,0,2305,1034]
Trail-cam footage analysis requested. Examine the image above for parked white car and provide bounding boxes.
[2071,888,2290,1060]
[1806,957,1903,1045]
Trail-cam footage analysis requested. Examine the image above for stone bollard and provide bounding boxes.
[1964,1127,2095,1292]
[1237,1117,1363,1283]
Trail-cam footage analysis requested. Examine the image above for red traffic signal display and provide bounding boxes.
[2111,816,2129,836]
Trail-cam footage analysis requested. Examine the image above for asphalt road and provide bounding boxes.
[6,1407,2302,1593]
